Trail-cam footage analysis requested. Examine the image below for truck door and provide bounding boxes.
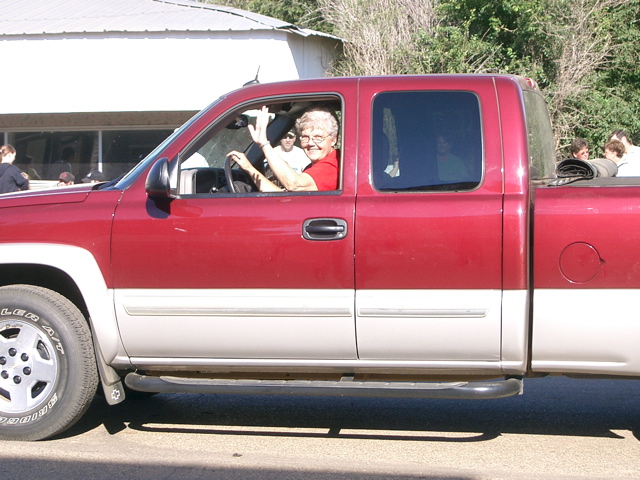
[354,77,505,365]
[111,89,358,361]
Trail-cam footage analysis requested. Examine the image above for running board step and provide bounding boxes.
[125,373,523,400]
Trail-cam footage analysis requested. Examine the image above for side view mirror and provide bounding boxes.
[145,157,177,199]
[226,115,249,130]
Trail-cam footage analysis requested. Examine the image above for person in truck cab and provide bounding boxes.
[435,134,471,182]
[227,105,340,192]
[273,129,310,174]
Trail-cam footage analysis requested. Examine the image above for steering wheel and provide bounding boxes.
[224,155,238,193]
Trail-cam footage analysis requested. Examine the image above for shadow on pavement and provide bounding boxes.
[61,376,640,443]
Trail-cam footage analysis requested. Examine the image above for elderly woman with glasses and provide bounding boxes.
[227,105,340,192]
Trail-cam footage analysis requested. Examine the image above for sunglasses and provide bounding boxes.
[284,134,295,139]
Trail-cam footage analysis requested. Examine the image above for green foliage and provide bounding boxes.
[548,1,640,154]
[584,2,640,149]
[401,0,550,87]
[407,26,500,74]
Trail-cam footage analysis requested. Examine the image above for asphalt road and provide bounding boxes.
[1,376,640,480]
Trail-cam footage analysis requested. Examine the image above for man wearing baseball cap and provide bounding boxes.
[57,171,75,186]
[83,170,106,183]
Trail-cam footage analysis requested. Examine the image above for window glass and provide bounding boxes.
[522,91,556,180]
[12,129,172,183]
[13,131,97,181]
[102,130,173,180]
[372,91,483,192]
[182,114,254,169]
[179,97,342,195]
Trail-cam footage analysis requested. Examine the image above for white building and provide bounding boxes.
[0,0,341,182]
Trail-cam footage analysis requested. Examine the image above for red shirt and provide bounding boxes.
[303,149,340,191]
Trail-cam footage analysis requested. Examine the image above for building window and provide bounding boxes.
[9,129,173,183]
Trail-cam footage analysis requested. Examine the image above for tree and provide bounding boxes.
[566,1,640,152]
[317,0,439,75]
[541,0,631,152]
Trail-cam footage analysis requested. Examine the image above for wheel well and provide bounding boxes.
[0,264,89,319]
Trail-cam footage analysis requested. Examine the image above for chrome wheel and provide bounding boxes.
[0,319,58,414]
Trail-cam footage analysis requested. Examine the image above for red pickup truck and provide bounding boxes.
[1,74,638,441]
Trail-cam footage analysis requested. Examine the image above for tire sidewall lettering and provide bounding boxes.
[42,325,65,355]
[0,393,60,427]
[10,392,59,424]
[1,308,65,357]
[1,308,39,322]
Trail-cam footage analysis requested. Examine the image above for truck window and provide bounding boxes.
[179,97,342,195]
[371,91,482,192]
[522,90,556,180]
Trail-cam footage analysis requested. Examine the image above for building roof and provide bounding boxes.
[0,0,327,37]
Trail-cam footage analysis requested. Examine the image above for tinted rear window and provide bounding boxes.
[371,91,483,192]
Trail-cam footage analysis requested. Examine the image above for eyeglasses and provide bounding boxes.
[284,134,295,139]
[299,134,329,145]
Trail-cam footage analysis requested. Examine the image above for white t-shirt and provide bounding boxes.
[182,152,208,169]
[617,145,640,176]
[274,145,310,174]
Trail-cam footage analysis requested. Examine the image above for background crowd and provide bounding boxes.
[0,144,106,194]
[569,130,640,177]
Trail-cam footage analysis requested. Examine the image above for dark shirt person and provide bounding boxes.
[49,147,76,180]
[227,106,340,192]
[0,144,29,193]
[83,170,106,183]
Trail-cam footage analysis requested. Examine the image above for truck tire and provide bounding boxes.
[0,285,98,441]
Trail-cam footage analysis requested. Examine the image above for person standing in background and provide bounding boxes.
[569,138,589,160]
[603,140,626,168]
[0,144,29,193]
[49,146,76,180]
[609,130,640,176]
[57,172,75,186]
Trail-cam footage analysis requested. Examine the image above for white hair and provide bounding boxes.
[295,107,339,139]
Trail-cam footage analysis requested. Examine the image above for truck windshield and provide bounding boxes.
[114,98,225,190]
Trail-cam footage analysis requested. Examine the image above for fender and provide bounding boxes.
[0,243,127,365]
